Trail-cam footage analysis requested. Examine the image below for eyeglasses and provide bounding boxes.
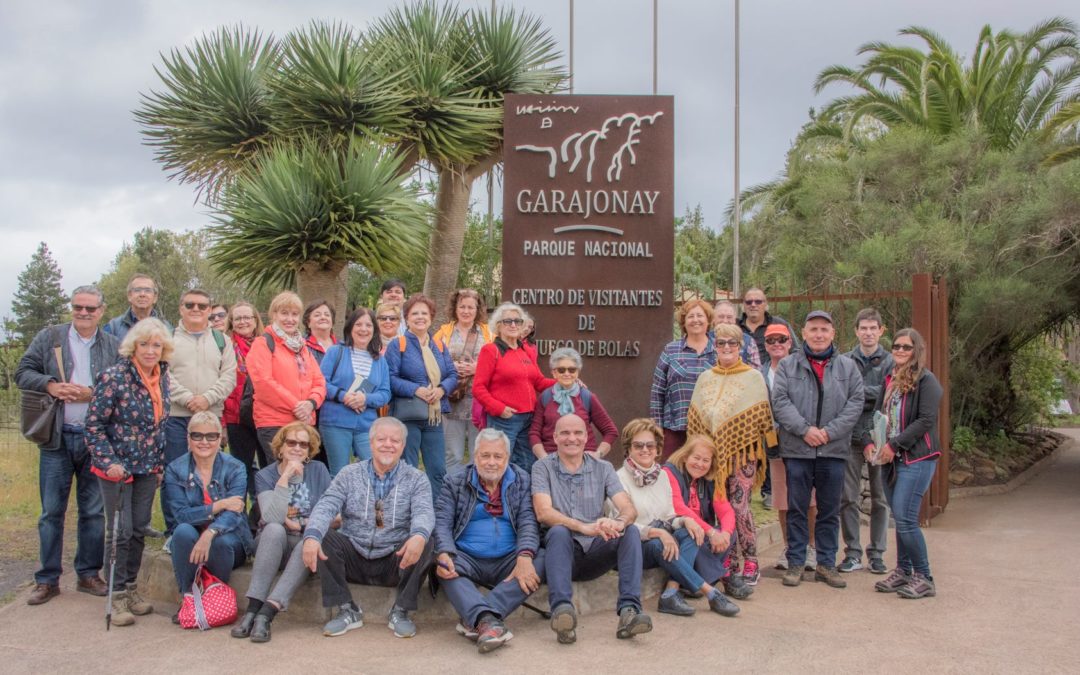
[71,304,101,314]
[500,318,525,326]
[183,302,210,311]
[284,439,311,449]
[554,366,579,374]
[375,499,385,529]
[765,336,790,345]
[892,343,915,352]
[715,339,741,348]
[743,299,764,306]
[208,311,227,321]
[189,432,221,442]
[631,441,658,451]
[130,286,156,294]
[232,315,255,322]
[376,315,400,323]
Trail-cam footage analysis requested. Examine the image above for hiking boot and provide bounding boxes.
[815,566,847,589]
[249,614,272,643]
[657,591,696,617]
[27,583,59,606]
[231,611,257,638]
[455,622,479,641]
[868,559,888,575]
[616,606,652,639]
[838,556,863,573]
[775,549,789,570]
[550,603,577,644]
[874,568,912,593]
[707,589,740,617]
[782,568,803,587]
[109,591,135,627]
[125,584,153,615]
[323,603,363,636]
[388,606,416,638]
[722,573,754,600]
[742,559,760,585]
[77,575,108,596]
[804,546,818,571]
[476,617,513,654]
[896,573,936,599]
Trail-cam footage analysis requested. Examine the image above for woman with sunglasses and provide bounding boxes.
[472,302,555,472]
[864,328,943,599]
[162,411,254,616]
[650,299,716,459]
[685,322,775,586]
[232,422,332,642]
[432,289,492,474]
[375,301,403,349]
[223,302,267,506]
[529,347,617,462]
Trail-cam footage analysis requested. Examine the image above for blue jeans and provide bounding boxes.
[37,429,104,584]
[403,420,445,499]
[883,459,938,577]
[441,549,547,627]
[784,457,845,569]
[162,416,191,535]
[485,412,534,473]
[641,528,706,592]
[544,525,643,614]
[319,424,371,477]
[170,523,247,592]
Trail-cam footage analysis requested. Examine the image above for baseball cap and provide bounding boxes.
[764,323,790,338]
[805,310,834,324]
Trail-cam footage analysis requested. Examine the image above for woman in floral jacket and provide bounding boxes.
[85,318,172,626]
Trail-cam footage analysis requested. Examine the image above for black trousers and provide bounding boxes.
[317,529,433,611]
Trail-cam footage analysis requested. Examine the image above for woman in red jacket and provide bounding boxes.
[223,301,266,502]
[246,292,327,458]
[472,302,554,472]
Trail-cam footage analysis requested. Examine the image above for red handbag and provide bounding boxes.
[178,565,238,630]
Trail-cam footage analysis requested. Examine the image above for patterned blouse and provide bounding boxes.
[649,336,717,431]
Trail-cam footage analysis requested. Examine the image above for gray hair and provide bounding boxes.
[71,285,105,304]
[370,416,407,442]
[488,302,526,335]
[549,347,582,370]
[473,428,510,455]
[188,411,222,434]
[713,300,737,313]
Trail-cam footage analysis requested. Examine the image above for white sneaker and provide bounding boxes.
[804,546,818,571]
[162,536,172,555]
[775,549,789,570]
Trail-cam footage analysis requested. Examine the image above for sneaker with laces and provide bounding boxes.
[455,622,479,641]
[476,617,513,653]
[874,568,912,593]
[722,573,754,600]
[815,565,847,588]
[896,572,936,599]
[782,567,803,587]
[775,549,789,570]
[657,590,695,616]
[388,606,416,638]
[615,606,652,639]
[838,556,863,573]
[742,559,760,586]
[323,603,363,636]
[707,589,740,617]
[868,558,888,574]
[804,546,818,571]
[549,603,577,644]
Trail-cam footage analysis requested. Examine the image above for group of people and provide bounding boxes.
[16,276,943,651]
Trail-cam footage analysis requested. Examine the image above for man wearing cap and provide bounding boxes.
[770,310,864,589]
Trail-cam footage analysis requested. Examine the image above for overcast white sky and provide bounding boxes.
[0,0,1075,320]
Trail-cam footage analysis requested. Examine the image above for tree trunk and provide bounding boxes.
[423,166,475,323]
[296,259,350,336]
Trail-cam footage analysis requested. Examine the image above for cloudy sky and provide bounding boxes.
[0,0,1074,320]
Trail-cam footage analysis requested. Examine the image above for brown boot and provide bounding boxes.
[110,591,136,627]
[125,584,154,616]
[27,583,59,605]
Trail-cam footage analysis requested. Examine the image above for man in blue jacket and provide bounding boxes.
[434,428,544,654]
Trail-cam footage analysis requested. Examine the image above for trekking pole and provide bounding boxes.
[436,559,551,619]
[105,477,125,631]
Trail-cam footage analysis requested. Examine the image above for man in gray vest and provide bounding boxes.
[16,285,120,605]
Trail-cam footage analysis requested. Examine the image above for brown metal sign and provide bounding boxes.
[502,94,675,449]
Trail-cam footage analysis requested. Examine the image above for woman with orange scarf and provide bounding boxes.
[86,318,173,626]
[685,323,776,586]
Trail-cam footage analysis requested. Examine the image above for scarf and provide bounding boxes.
[685,366,775,497]
[624,456,662,487]
[417,333,442,426]
[273,325,307,375]
[233,333,254,377]
[482,480,504,517]
[132,358,164,423]
[552,382,581,416]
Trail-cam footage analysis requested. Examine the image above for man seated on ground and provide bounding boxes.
[434,428,544,654]
[532,414,653,645]
[301,417,434,639]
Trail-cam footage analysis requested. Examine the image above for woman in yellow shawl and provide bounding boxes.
[686,323,776,585]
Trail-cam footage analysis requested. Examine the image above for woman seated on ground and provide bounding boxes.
[162,411,253,618]
[614,418,741,618]
[232,422,332,643]
[529,347,617,461]
[318,308,391,476]
[664,435,752,601]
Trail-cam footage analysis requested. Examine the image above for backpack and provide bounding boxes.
[539,386,592,413]
[173,326,227,354]
[238,333,276,428]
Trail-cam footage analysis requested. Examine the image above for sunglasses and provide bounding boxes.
[631,441,658,451]
[376,315,400,323]
[284,439,311,449]
[71,304,101,314]
[715,339,741,348]
[208,311,227,321]
[765,336,790,345]
[554,366,578,374]
[183,302,210,311]
[375,499,385,529]
[189,432,221,442]
[500,318,525,326]
[892,343,915,352]
[743,299,764,306]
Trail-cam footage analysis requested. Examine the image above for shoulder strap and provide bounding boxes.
[264,332,276,353]
[540,388,553,407]
[580,387,592,412]
[398,335,407,353]
[211,329,226,354]
[330,346,345,382]
[52,326,66,382]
